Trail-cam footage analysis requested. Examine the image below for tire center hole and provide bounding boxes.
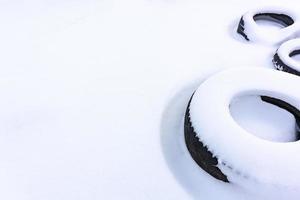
[290,50,300,62]
[230,95,299,143]
[253,13,294,31]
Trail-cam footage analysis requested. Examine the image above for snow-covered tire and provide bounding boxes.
[273,38,300,76]
[185,94,229,182]
[185,68,300,189]
[237,7,299,45]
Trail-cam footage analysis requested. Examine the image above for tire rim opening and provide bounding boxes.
[230,95,299,143]
[290,49,300,62]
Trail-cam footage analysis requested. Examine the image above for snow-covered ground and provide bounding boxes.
[0,0,299,199]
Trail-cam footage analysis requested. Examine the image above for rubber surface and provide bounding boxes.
[184,95,229,182]
[273,49,300,76]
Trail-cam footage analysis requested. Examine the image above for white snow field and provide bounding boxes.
[0,0,300,199]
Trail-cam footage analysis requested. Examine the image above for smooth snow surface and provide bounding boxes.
[293,54,300,61]
[0,0,300,199]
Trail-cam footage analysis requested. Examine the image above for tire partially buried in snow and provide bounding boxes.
[185,68,300,192]
[273,38,300,76]
[237,7,299,45]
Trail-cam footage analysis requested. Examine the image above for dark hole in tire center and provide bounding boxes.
[253,13,294,27]
[289,50,300,62]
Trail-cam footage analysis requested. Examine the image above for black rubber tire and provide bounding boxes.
[237,12,294,41]
[185,94,300,182]
[184,94,229,182]
[273,49,300,76]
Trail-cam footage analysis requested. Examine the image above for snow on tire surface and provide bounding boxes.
[273,38,300,75]
[2,1,300,200]
[186,67,300,198]
[237,7,300,45]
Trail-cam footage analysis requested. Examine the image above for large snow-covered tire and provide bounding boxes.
[184,68,300,190]
[273,38,300,76]
[237,7,299,45]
